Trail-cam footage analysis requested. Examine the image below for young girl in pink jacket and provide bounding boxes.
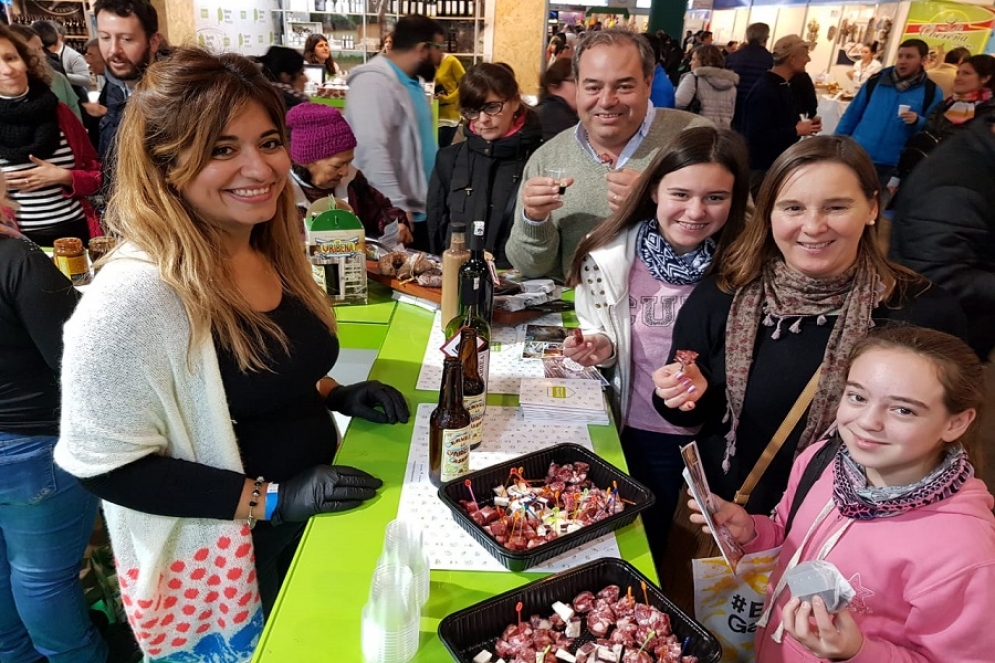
[691,326,995,662]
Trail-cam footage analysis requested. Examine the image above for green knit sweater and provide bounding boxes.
[506,110,712,280]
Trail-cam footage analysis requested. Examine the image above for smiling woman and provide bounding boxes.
[652,136,971,611]
[562,126,750,573]
[53,48,410,663]
[0,24,102,245]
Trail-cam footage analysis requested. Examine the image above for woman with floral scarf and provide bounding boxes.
[563,126,750,570]
[652,136,968,610]
[655,136,967,515]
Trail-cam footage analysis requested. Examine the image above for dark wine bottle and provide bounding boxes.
[429,356,471,486]
[446,239,491,389]
[458,327,486,450]
[456,220,493,324]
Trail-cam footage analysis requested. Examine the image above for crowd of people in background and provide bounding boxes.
[1,1,995,661]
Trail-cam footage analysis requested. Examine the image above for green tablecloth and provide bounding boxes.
[251,301,655,661]
[310,95,441,131]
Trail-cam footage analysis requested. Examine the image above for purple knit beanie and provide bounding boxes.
[286,102,358,165]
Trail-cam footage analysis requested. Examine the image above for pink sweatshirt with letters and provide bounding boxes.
[746,441,995,663]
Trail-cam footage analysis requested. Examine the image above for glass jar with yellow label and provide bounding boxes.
[53,237,89,285]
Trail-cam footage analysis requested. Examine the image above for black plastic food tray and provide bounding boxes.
[438,557,722,663]
[437,443,655,572]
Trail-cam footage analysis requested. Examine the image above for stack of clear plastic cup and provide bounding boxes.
[381,519,430,607]
[361,564,419,663]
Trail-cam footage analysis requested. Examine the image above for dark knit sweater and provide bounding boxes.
[744,71,800,170]
[653,275,968,515]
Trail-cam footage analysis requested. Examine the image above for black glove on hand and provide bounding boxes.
[270,465,383,527]
[326,380,410,424]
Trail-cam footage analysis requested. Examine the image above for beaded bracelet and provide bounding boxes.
[246,476,264,530]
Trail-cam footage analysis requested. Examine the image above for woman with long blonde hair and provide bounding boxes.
[54,48,408,662]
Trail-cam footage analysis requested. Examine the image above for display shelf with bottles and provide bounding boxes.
[7,0,94,51]
[276,0,487,70]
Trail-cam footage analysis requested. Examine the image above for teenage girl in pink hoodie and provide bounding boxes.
[691,326,995,662]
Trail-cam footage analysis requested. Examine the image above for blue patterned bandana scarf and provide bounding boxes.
[635,218,715,286]
[833,438,973,520]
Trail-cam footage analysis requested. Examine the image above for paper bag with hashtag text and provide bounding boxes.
[692,547,780,663]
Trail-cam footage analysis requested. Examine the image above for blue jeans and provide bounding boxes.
[620,427,692,573]
[0,433,107,663]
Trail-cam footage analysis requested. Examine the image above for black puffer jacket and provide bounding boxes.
[895,97,995,180]
[890,117,995,360]
[427,110,544,266]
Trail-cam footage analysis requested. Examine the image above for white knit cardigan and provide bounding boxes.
[54,246,263,662]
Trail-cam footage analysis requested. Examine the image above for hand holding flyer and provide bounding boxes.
[681,441,745,572]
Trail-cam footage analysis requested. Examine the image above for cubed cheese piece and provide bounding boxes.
[472,650,493,663]
[551,600,575,621]
[566,523,582,534]
[537,525,547,537]
[596,646,618,662]
[537,619,551,630]
[555,648,577,663]
[494,496,510,508]
[565,617,582,639]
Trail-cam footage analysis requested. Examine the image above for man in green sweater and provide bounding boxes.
[506,29,711,280]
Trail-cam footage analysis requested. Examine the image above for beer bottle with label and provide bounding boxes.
[445,277,491,392]
[458,327,486,450]
[429,356,472,486]
[457,220,494,324]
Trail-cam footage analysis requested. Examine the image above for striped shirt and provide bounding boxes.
[1,132,86,231]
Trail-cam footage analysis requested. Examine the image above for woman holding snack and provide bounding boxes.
[654,136,967,518]
[690,327,995,662]
[562,126,751,564]
[427,62,543,265]
[54,49,409,661]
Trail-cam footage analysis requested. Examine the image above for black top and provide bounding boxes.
[890,117,995,360]
[0,237,79,436]
[427,110,544,267]
[535,94,580,142]
[654,275,968,515]
[80,294,339,519]
[744,71,800,171]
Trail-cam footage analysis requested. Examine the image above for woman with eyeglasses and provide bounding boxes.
[427,62,543,264]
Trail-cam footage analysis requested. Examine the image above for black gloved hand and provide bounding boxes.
[270,465,383,527]
[326,380,410,424]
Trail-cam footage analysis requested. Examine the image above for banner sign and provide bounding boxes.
[902,1,995,55]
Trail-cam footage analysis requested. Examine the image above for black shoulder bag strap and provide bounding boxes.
[783,436,843,536]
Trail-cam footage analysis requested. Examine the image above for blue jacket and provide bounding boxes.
[651,63,675,109]
[835,66,942,167]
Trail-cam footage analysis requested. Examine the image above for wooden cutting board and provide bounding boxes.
[365,261,558,326]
